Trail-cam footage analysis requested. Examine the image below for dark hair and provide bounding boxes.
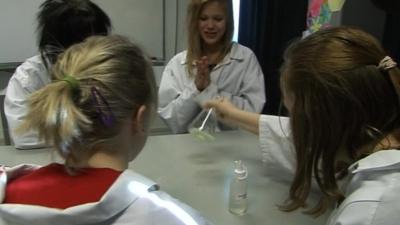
[37,0,111,68]
[280,26,400,215]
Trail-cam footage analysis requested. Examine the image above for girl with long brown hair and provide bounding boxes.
[204,26,400,224]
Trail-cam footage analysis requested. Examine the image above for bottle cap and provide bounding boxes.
[234,160,247,179]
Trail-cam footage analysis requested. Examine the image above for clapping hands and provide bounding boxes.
[195,56,211,91]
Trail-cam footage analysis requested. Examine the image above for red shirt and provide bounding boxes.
[4,163,122,209]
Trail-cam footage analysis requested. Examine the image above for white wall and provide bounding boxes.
[0,0,168,64]
[0,0,190,88]
[0,0,191,135]
[153,0,189,86]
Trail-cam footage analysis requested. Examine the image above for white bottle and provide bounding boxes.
[228,160,248,215]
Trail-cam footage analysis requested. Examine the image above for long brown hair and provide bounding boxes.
[18,35,157,167]
[280,27,400,215]
[186,0,234,76]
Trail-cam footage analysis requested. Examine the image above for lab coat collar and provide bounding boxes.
[348,150,400,174]
[179,42,245,66]
[0,164,41,203]
[0,165,157,225]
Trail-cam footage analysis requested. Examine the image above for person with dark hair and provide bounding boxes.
[205,26,400,224]
[4,0,111,149]
[0,35,211,225]
[158,0,265,134]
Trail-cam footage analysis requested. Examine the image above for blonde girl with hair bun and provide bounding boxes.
[158,0,266,134]
[0,35,212,225]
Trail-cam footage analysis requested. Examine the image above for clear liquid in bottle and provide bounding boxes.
[228,160,248,215]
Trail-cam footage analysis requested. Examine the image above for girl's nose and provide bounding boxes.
[206,21,215,29]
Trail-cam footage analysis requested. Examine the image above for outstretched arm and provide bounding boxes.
[203,97,260,135]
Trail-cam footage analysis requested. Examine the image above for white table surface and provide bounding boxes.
[0,130,329,225]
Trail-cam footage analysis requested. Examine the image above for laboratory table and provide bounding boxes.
[0,130,329,225]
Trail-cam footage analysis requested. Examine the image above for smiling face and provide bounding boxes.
[198,1,227,49]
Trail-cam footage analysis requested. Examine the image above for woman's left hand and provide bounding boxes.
[195,56,211,91]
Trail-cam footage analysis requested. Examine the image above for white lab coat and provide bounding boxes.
[0,164,212,225]
[158,43,266,133]
[4,55,51,149]
[259,115,400,225]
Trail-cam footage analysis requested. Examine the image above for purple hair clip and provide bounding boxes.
[91,87,114,127]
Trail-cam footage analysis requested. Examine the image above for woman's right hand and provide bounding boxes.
[204,97,261,135]
[203,97,239,125]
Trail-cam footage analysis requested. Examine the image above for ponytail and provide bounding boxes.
[17,35,157,166]
[17,77,91,157]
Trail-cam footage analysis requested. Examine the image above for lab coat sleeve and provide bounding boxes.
[195,51,266,113]
[146,191,214,225]
[158,58,202,134]
[4,71,47,149]
[259,115,326,193]
[327,202,380,225]
[327,174,399,225]
[0,164,41,203]
[258,115,296,182]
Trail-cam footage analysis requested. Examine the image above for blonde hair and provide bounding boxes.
[18,35,157,166]
[186,0,234,76]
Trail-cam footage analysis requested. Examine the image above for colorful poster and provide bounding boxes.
[328,0,346,12]
[309,0,325,17]
[305,0,346,35]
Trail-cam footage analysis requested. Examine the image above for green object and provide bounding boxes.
[188,108,217,142]
[189,128,215,142]
[62,74,80,90]
[328,0,345,12]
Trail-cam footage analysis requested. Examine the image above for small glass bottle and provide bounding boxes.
[228,160,248,215]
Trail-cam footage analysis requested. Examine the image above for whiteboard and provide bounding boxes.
[0,0,165,64]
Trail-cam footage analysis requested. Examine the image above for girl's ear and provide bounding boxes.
[132,105,148,134]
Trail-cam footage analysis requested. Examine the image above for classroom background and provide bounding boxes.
[0,0,392,145]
